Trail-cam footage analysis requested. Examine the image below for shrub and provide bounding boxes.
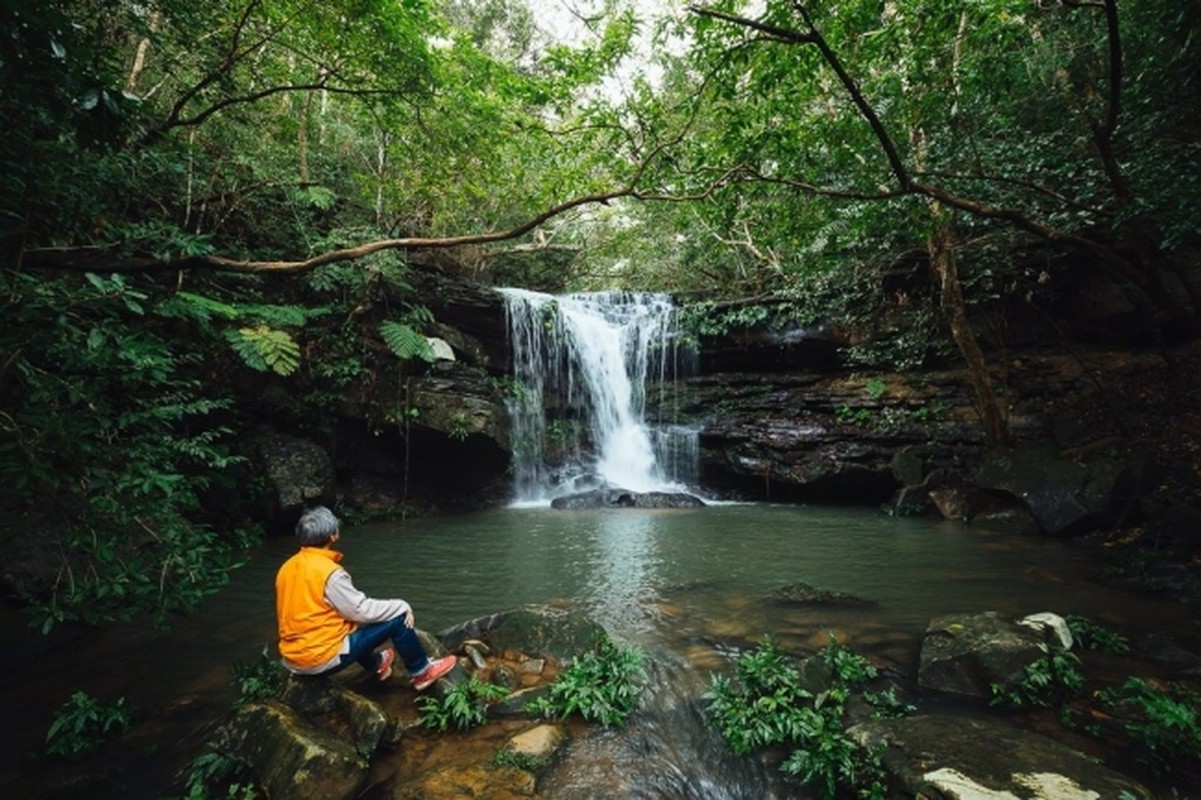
[1098,677,1201,777]
[989,651,1084,709]
[1064,615,1131,654]
[230,645,286,707]
[526,637,646,728]
[418,677,509,732]
[44,691,134,759]
[704,636,889,799]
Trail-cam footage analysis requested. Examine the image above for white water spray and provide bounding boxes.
[501,289,698,503]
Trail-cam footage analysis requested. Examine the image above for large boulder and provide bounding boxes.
[850,714,1152,798]
[212,699,372,800]
[210,676,392,800]
[438,605,609,665]
[917,611,1072,700]
[973,442,1133,536]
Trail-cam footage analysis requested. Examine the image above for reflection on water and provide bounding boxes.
[343,504,1188,650]
[1,504,1195,797]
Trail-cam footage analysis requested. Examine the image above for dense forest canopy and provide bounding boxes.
[1,0,1198,628]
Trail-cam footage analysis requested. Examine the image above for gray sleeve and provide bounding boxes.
[324,569,411,624]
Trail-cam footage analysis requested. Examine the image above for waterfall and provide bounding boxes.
[500,289,698,503]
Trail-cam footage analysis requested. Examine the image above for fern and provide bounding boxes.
[380,321,434,362]
[164,292,241,322]
[225,327,301,376]
[240,304,312,328]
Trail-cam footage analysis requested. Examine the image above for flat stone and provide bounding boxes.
[507,724,566,760]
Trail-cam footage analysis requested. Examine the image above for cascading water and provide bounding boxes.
[500,288,698,503]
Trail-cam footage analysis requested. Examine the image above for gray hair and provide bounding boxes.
[296,506,340,546]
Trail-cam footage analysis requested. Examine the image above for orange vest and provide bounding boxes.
[275,547,357,668]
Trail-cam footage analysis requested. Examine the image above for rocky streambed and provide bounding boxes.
[194,602,1199,799]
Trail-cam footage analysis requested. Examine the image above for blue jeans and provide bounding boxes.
[326,615,431,677]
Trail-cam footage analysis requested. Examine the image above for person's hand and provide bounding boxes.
[403,609,415,628]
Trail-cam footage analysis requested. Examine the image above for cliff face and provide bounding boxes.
[312,263,1197,559]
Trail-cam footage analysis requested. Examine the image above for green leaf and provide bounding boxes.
[226,327,301,376]
[380,321,434,362]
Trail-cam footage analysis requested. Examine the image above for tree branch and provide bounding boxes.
[691,4,913,190]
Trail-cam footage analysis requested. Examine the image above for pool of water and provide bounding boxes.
[1,504,1192,797]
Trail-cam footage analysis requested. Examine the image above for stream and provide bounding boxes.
[3,502,1194,798]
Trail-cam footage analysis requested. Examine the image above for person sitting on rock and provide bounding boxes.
[275,505,456,689]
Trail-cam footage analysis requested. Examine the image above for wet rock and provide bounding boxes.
[975,443,1130,536]
[917,611,1070,700]
[426,336,456,361]
[769,580,876,608]
[1138,632,1201,677]
[464,642,489,670]
[278,675,391,754]
[491,685,551,717]
[438,605,609,665]
[549,488,706,509]
[849,714,1152,799]
[393,763,537,800]
[505,723,567,763]
[212,699,370,800]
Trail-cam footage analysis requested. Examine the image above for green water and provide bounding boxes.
[345,504,1172,649]
[1,504,1191,797]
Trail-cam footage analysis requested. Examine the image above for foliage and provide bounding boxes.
[989,651,1084,709]
[171,750,258,800]
[1096,677,1201,777]
[527,637,647,728]
[821,633,878,690]
[1065,615,1131,655]
[418,676,510,732]
[448,412,473,442]
[0,270,261,631]
[863,687,916,720]
[704,636,890,799]
[231,646,287,707]
[380,321,435,363]
[226,327,302,376]
[44,692,135,759]
[704,637,814,756]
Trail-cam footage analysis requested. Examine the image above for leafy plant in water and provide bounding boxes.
[526,637,646,728]
[704,636,888,799]
[864,686,916,719]
[44,691,134,759]
[990,650,1084,709]
[1065,614,1130,654]
[418,676,509,732]
[821,633,878,689]
[171,750,257,800]
[1097,677,1201,777]
[704,637,813,756]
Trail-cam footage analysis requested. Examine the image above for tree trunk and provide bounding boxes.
[928,216,1009,445]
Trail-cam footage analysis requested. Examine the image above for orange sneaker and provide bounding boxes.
[376,648,395,681]
[412,655,456,690]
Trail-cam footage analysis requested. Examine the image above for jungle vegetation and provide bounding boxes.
[2,0,1197,629]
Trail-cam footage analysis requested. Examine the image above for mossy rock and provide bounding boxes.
[439,605,608,665]
[769,580,875,608]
